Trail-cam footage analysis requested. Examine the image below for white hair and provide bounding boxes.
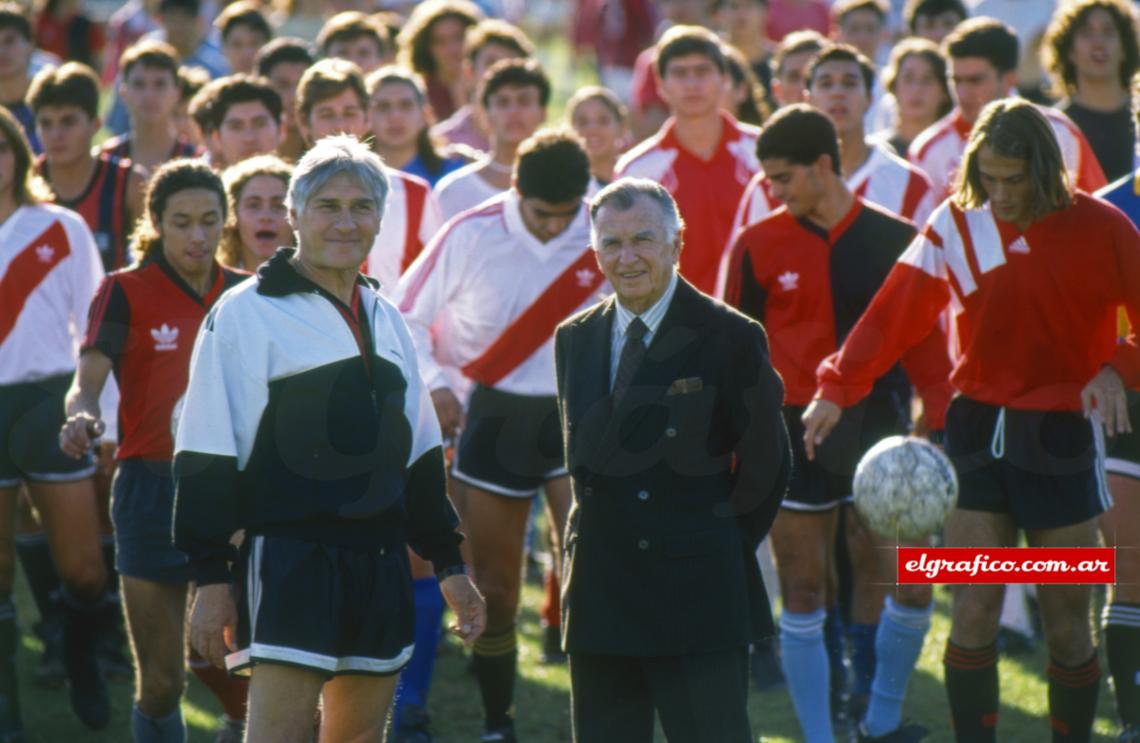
[588,177,685,247]
[286,134,390,217]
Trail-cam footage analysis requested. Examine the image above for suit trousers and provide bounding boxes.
[568,647,752,743]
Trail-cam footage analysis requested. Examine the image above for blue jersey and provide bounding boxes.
[1097,170,1140,225]
[401,153,467,188]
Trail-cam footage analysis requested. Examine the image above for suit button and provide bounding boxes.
[665,427,677,437]
[583,486,594,497]
[637,539,649,550]
[637,490,649,501]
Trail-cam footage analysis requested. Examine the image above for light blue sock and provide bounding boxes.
[780,609,834,743]
[863,597,933,737]
[131,704,186,743]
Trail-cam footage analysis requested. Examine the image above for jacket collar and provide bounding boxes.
[256,247,380,298]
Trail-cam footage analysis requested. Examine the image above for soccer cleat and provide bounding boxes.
[212,715,245,743]
[856,721,930,742]
[481,721,518,743]
[1119,724,1140,742]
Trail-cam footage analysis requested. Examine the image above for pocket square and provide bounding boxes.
[666,376,703,395]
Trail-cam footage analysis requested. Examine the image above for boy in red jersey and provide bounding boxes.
[61,161,247,743]
[616,25,760,296]
[724,104,951,743]
[30,62,143,272]
[804,98,1140,743]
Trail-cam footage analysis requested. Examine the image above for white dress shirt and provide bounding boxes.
[609,270,679,388]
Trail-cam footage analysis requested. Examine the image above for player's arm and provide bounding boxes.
[61,275,127,457]
[173,306,264,586]
[394,229,466,438]
[1086,210,1140,435]
[393,306,485,645]
[728,319,790,548]
[60,352,113,459]
[803,234,952,459]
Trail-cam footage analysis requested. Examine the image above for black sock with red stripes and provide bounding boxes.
[1105,603,1140,727]
[944,640,998,743]
[1047,653,1100,743]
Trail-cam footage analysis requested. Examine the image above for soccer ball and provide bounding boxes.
[852,436,958,541]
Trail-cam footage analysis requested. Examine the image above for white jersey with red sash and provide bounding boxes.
[731,142,934,234]
[0,203,103,385]
[364,170,443,296]
[908,106,1108,201]
[395,190,609,396]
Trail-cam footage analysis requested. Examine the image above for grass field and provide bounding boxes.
[6,566,1123,743]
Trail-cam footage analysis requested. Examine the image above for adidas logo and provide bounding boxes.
[1009,237,1030,255]
[778,271,799,291]
[35,244,54,263]
[150,324,179,351]
[575,268,595,288]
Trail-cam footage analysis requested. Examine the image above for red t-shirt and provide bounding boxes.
[83,256,246,461]
[818,194,1140,412]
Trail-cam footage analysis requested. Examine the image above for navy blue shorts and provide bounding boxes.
[783,397,909,512]
[111,459,194,583]
[226,535,415,677]
[946,396,1111,530]
[1104,390,1140,482]
[0,373,95,488]
[451,384,566,498]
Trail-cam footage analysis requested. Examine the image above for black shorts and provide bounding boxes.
[946,396,1111,530]
[226,535,415,677]
[0,373,95,488]
[111,459,194,584]
[783,397,909,512]
[1104,390,1140,482]
[451,384,566,498]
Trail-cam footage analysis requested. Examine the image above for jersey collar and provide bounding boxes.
[256,247,379,298]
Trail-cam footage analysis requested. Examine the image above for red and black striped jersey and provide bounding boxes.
[98,133,201,168]
[818,193,1140,412]
[40,154,134,272]
[82,254,246,461]
[723,197,953,426]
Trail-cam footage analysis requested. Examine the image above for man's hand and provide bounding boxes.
[59,413,104,459]
[189,583,238,669]
[431,388,464,440]
[801,399,843,461]
[1081,365,1132,437]
[439,573,486,647]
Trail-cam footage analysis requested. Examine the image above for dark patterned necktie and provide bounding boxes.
[613,317,648,402]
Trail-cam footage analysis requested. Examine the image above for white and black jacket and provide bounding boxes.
[173,250,464,585]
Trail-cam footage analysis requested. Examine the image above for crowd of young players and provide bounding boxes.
[1,0,1140,741]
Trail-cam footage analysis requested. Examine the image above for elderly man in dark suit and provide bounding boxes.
[553,177,791,742]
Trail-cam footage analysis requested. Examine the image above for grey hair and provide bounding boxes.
[589,177,685,246]
[286,134,390,217]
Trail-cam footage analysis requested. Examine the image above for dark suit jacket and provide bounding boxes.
[554,277,791,657]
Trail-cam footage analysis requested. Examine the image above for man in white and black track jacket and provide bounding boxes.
[173,135,485,741]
